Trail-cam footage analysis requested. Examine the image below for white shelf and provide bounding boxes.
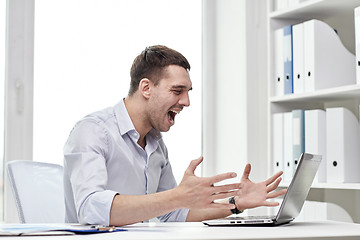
[270,0,360,19]
[279,182,360,190]
[267,0,360,222]
[270,84,360,103]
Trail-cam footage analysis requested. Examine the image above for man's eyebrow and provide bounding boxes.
[171,85,193,91]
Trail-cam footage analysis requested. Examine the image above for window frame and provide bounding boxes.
[4,0,35,222]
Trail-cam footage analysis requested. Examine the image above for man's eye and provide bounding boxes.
[172,90,182,95]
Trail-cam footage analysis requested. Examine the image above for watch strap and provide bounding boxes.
[229,197,243,214]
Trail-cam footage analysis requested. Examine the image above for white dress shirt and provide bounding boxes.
[63,99,189,225]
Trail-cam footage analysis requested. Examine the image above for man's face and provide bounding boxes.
[147,65,192,132]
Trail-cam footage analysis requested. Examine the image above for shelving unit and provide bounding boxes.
[270,84,360,103]
[269,0,360,19]
[267,0,360,223]
[280,182,360,190]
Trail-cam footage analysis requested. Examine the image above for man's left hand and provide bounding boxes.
[234,163,287,212]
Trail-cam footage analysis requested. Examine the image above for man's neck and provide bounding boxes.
[137,137,146,149]
[123,96,151,146]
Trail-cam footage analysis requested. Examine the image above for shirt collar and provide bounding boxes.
[114,99,162,141]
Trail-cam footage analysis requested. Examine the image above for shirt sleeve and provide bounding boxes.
[64,119,117,226]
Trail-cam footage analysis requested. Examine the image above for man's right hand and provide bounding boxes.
[175,156,240,210]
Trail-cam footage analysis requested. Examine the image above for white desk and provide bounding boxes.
[5,221,360,240]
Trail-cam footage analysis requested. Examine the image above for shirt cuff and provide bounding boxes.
[79,190,118,226]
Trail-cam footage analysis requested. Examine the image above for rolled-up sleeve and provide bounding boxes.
[64,120,117,225]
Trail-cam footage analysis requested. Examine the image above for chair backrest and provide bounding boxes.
[6,160,65,223]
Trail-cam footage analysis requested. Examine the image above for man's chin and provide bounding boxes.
[161,127,171,132]
[158,125,172,132]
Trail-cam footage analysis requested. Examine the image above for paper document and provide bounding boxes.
[0,224,126,236]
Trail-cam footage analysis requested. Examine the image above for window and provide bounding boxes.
[33,0,202,183]
[0,0,5,220]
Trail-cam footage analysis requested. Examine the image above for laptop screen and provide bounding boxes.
[275,153,322,223]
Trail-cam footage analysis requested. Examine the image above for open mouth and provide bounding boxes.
[168,110,180,125]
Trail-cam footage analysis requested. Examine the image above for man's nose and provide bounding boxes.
[179,92,190,107]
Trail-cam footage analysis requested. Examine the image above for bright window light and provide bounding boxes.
[33,0,202,183]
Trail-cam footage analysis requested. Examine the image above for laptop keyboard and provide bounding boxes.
[227,215,276,220]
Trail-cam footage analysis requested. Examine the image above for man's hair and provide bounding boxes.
[128,45,191,96]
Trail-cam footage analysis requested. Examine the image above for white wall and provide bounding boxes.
[202,0,268,182]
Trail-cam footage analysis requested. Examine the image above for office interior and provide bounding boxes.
[1,0,360,227]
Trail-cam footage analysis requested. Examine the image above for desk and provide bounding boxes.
[4,221,360,240]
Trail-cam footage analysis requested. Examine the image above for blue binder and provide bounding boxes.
[283,25,293,94]
[292,109,305,173]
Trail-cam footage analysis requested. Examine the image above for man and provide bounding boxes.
[64,45,286,226]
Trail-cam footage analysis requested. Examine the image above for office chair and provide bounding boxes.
[6,160,65,223]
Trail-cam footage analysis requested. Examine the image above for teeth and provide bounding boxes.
[168,112,174,124]
[168,110,179,124]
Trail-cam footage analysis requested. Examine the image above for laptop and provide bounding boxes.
[202,153,322,226]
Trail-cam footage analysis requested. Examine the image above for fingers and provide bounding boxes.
[207,172,237,185]
[185,156,203,175]
[267,189,287,199]
[262,201,280,207]
[241,163,251,181]
[212,183,240,194]
[210,191,238,202]
[265,171,283,186]
[266,177,282,193]
[266,175,287,199]
[207,183,240,203]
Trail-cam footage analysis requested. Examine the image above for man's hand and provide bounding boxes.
[176,157,240,210]
[234,163,287,211]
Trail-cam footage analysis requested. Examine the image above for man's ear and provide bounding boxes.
[139,78,151,99]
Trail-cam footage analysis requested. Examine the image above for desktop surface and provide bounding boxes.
[1,221,360,240]
[120,221,360,240]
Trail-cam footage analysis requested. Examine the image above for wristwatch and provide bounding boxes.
[229,197,243,214]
